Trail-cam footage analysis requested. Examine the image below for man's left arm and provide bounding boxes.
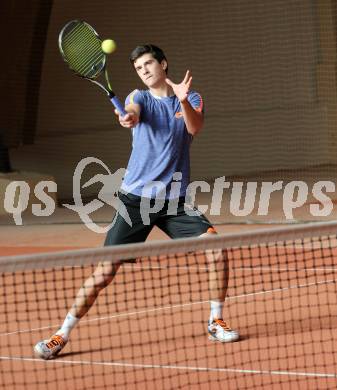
[166,70,204,136]
[180,99,204,136]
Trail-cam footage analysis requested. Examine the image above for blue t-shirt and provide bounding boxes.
[120,89,204,199]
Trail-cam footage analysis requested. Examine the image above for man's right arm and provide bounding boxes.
[116,90,142,128]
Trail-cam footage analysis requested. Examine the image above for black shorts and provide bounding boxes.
[104,192,214,247]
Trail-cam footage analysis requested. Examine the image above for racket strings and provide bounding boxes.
[64,30,101,75]
[61,22,105,78]
[64,25,100,64]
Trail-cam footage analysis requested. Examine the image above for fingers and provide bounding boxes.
[122,113,132,121]
[183,70,190,84]
[166,71,192,103]
[166,71,192,88]
[114,109,129,120]
[187,76,192,88]
[120,118,134,128]
[118,112,138,128]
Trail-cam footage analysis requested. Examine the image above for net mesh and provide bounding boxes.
[60,21,105,78]
[1,221,337,389]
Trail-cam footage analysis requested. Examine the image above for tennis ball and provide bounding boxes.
[101,39,116,54]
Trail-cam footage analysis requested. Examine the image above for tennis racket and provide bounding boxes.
[58,20,127,116]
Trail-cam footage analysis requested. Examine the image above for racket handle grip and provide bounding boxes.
[110,96,127,116]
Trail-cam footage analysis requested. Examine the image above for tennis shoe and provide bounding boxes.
[208,319,239,343]
[34,334,67,360]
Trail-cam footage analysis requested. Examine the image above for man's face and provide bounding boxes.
[133,53,167,88]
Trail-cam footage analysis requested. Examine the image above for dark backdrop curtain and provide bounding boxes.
[0,0,53,153]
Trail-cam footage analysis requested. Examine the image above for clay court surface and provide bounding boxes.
[1,213,337,389]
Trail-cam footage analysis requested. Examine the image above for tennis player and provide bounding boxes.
[34,44,239,359]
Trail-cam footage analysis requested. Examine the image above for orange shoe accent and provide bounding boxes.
[214,319,232,331]
[207,227,217,234]
[46,335,66,349]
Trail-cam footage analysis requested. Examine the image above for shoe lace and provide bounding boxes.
[46,335,66,349]
[214,319,232,331]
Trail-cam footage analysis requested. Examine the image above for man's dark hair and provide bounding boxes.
[129,44,168,74]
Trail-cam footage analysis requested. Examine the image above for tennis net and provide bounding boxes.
[1,221,337,389]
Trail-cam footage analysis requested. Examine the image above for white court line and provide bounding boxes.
[235,266,337,273]
[0,278,335,337]
[0,356,336,379]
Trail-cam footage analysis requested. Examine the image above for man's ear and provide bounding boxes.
[161,60,168,71]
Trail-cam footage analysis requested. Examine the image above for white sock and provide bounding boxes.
[56,312,80,340]
[209,301,224,323]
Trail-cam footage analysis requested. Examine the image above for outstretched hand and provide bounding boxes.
[165,70,192,102]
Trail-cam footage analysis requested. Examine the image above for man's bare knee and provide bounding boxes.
[198,231,227,260]
[90,262,120,290]
[206,248,228,263]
